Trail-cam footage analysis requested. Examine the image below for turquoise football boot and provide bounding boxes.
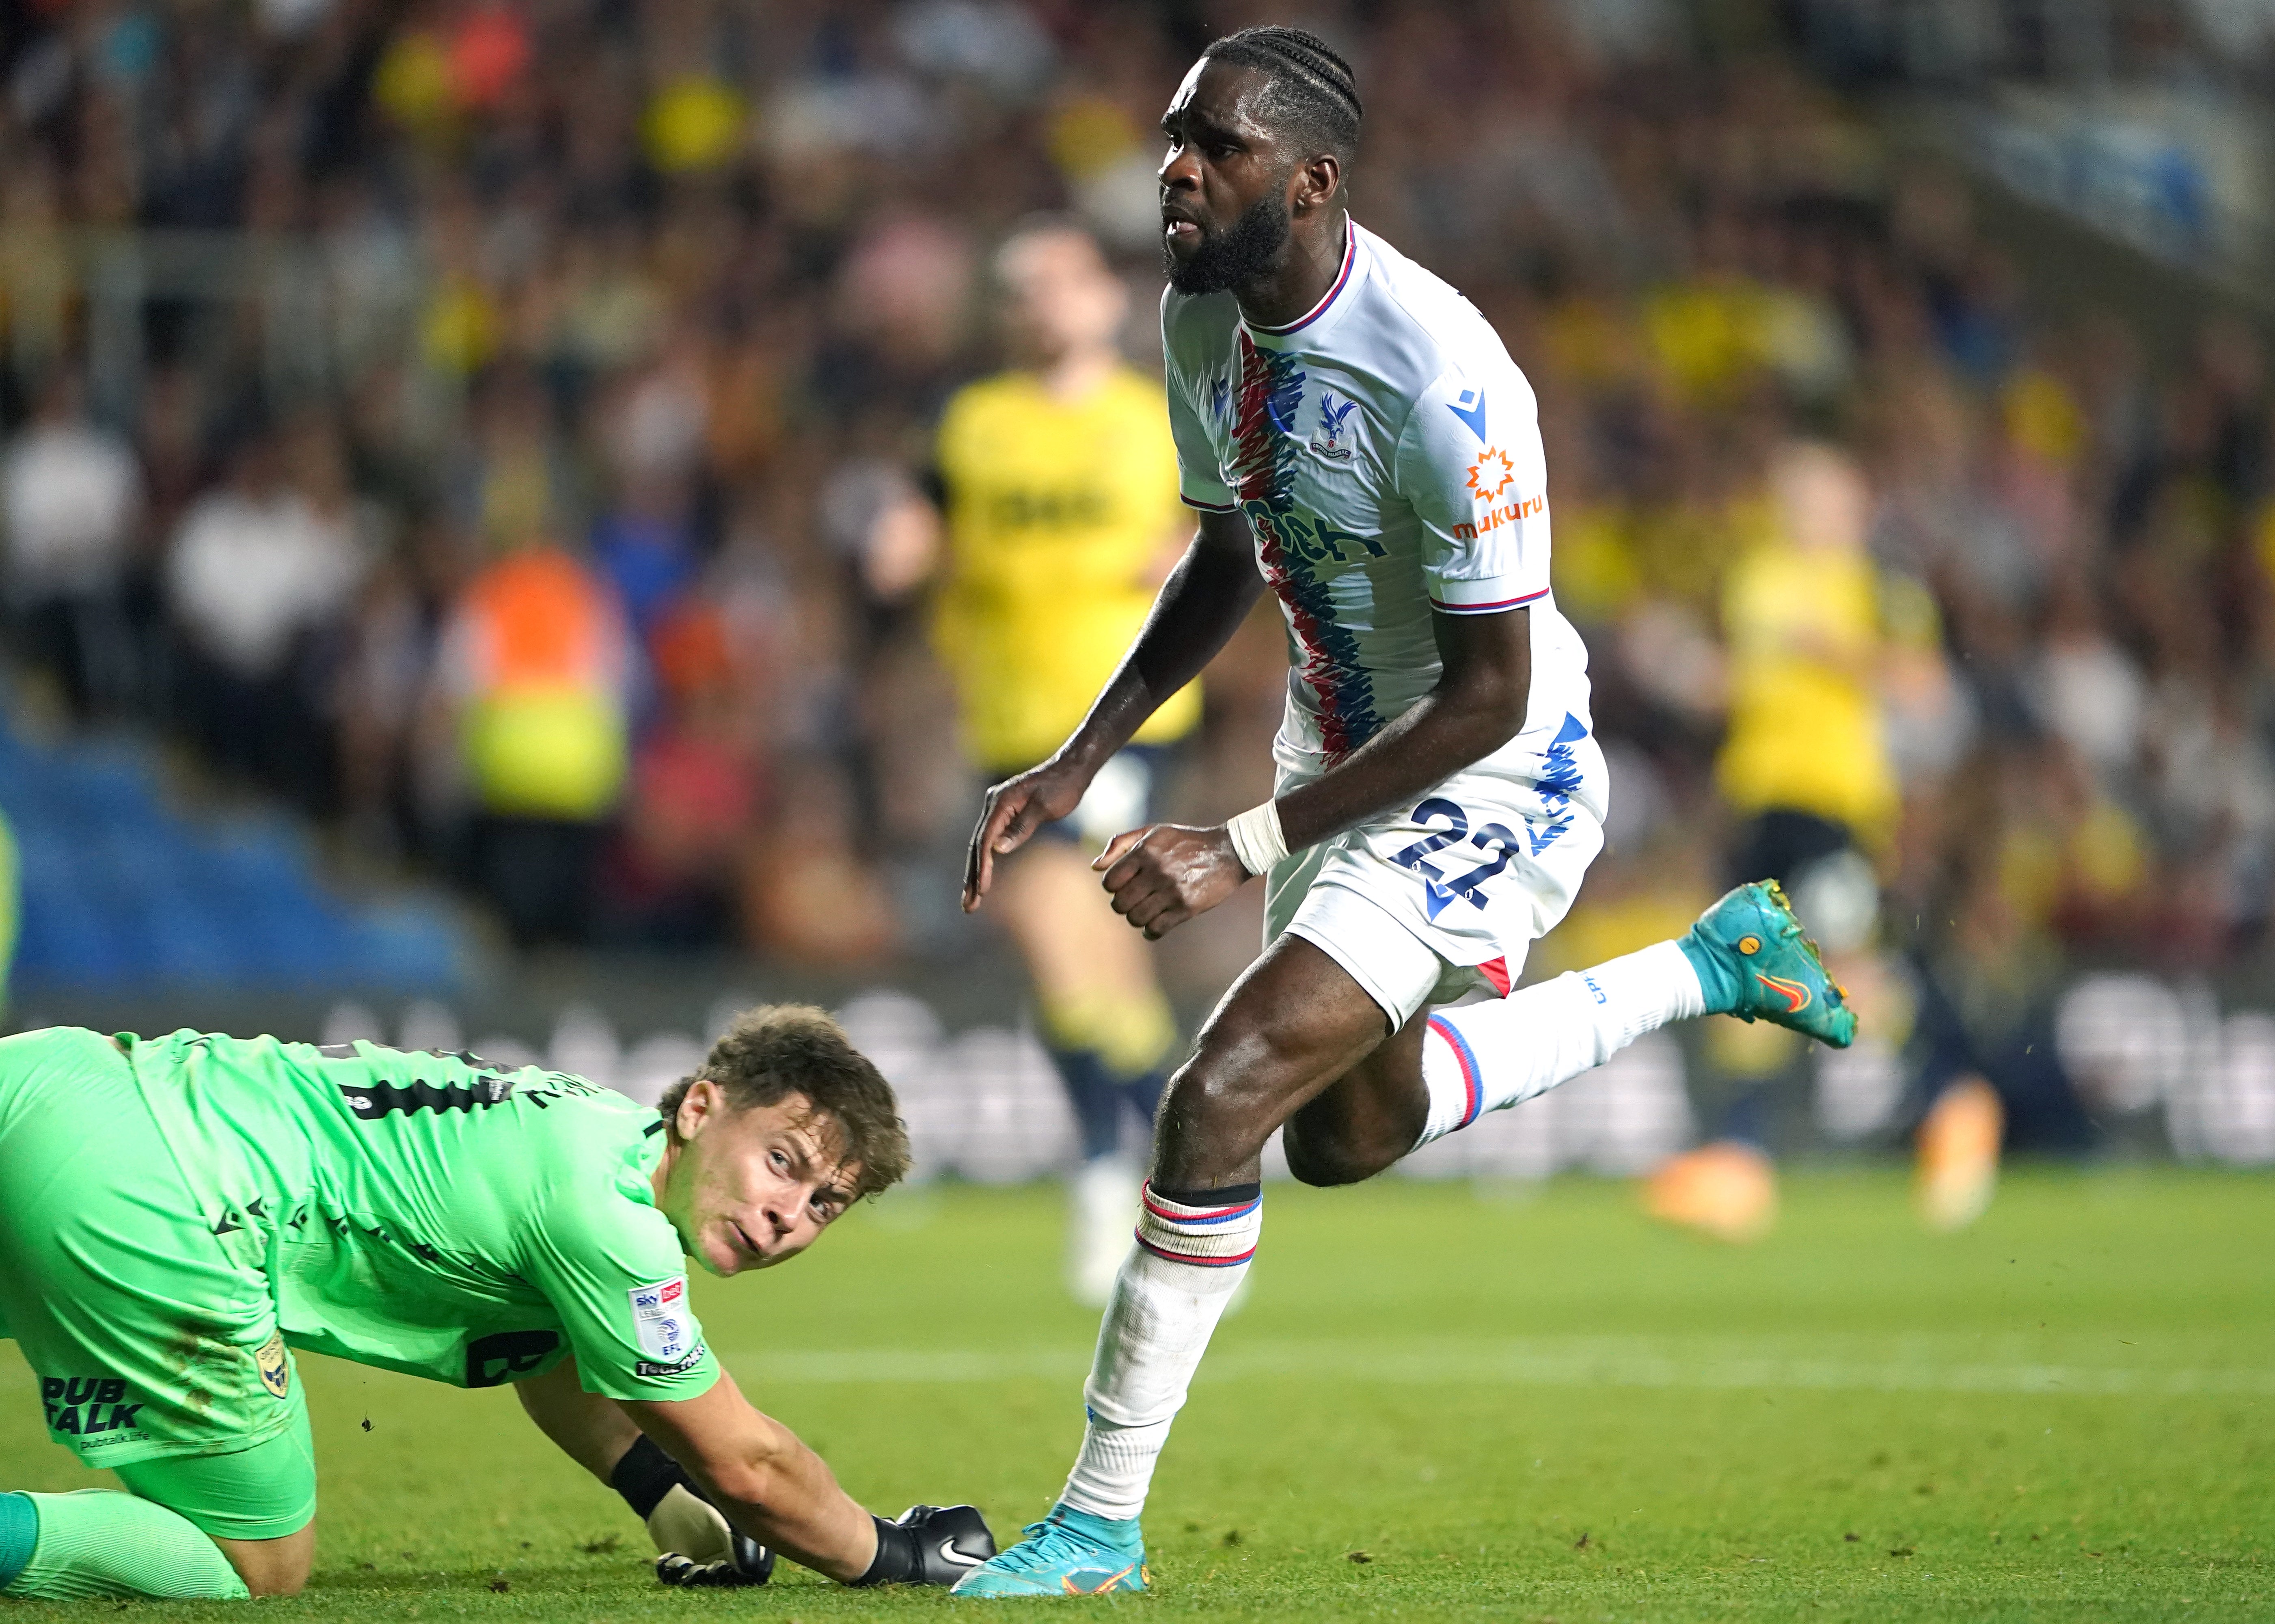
[949,1504,1147,1598]
[1678,879,1857,1049]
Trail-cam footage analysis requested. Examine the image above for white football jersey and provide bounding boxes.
[1163,220,1593,787]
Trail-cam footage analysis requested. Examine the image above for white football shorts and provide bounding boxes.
[1264,726,1608,1029]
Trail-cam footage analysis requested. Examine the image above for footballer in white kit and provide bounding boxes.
[1163,215,1606,1027]
[956,24,1856,1599]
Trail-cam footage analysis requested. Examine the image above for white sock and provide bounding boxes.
[1416,939,1703,1146]
[1058,1183,1261,1522]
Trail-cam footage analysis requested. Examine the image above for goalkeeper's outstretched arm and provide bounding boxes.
[518,1360,768,1577]
[520,1359,991,1586]
[629,1373,997,1586]
[624,1373,877,1581]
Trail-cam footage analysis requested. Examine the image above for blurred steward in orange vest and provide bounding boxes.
[431,539,633,947]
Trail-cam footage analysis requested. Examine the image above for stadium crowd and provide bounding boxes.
[4,0,2274,1145]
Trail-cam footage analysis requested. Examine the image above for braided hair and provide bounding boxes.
[1201,24,1363,167]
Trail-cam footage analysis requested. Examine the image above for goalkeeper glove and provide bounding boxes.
[654,1500,993,1589]
[609,1435,773,1587]
[847,1503,997,1587]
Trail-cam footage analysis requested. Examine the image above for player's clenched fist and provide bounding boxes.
[1094,823,1250,938]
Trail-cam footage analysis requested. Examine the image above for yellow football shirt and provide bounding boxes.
[1714,542,1898,841]
[933,366,1200,772]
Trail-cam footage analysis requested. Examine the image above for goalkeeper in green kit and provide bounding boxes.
[0,1006,995,1600]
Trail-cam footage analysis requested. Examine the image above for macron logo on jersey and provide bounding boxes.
[1448,387,1488,442]
[629,1276,696,1364]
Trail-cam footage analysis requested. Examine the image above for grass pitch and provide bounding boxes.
[3,1166,2271,1621]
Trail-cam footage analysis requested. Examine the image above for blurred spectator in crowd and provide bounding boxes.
[428,536,632,948]
[1,370,142,718]
[715,498,896,965]
[333,522,453,860]
[600,596,758,946]
[740,754,897,965]
[166,420,370,811]
[926,219,1195,1304]
[590,347,712,650]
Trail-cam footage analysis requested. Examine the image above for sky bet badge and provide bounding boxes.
[255,1331,291,1400]
[630,1277,696,1364]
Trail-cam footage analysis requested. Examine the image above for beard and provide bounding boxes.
[1164,191,1292,295]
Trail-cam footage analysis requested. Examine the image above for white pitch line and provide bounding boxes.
[725,1341,2275,1398]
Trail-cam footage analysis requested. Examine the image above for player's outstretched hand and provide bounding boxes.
[653,1535,775,1587]
[642,1480,760,1567]
[641,1460,775,1586]
[1094,822,1248,938]
[964,760,1089,910]
[848,1503,997,1587]
[658,1503,992,1589]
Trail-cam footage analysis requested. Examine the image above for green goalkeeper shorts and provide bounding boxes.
[0,1026,315,1537]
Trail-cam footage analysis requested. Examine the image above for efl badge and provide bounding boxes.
[628,1277,696,1364]
[254,1332,291,1400]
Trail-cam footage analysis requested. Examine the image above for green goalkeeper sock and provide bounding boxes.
[0,1494,34,1587]
[0,1490,251,1600]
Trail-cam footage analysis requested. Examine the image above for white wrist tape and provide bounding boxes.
[1224,801,1290,878]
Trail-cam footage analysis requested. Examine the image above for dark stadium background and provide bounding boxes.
[5,0,2275,1183]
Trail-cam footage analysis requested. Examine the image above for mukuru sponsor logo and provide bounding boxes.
[1466,446,1515,502]
[1450,492,1544,542]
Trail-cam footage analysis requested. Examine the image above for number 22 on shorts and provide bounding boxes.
[1390,798,1524,921]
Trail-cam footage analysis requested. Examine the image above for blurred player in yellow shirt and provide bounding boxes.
[1651,441,1996,1238]
[932,220,1199,1302]
[1716,440,1900,880]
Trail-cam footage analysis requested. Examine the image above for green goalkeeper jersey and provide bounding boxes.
[121,1029,718,1403]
